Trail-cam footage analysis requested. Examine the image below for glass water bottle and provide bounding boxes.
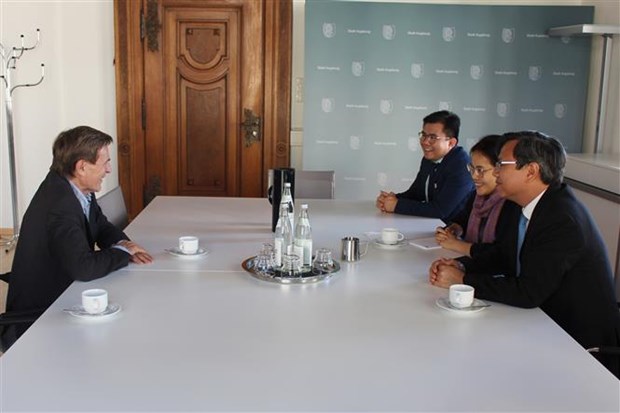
[274,203,293,267]
[294,204,313,269]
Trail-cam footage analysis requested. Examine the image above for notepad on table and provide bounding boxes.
[409,236,442,250]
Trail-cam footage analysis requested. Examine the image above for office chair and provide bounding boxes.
[585,302,620,379]
[587,345,620,379]
[0,272,44,353]
[295,170,335,199]
[96,186,129,229]
[587,346,620,356]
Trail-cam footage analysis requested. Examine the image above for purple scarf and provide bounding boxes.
[465,190,505,244]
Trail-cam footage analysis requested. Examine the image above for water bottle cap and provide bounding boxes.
[301,204,308,209]
[284,182,291,187]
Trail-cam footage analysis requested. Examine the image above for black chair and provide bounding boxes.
[587,345,620,379]
[0,272,44,353]
[587,346,620,356]
[585,302,620,379]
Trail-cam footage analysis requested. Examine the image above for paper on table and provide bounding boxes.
[409,236,441,250]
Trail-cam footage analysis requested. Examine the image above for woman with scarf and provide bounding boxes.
[435,134,519,257]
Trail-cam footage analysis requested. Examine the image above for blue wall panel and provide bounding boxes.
[303,0,593,199]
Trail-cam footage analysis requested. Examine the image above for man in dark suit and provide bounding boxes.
[429,131,620,378]
[376,110,474,222]
[4,126,152,346]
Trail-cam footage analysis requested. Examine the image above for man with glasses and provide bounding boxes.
[429,131,620,378]
[376,110,474,222]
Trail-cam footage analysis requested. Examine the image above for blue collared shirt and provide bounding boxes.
[68,179,92,221]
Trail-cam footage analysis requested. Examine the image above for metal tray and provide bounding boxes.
[241,256,340,284]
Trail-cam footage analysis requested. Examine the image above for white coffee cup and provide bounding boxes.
[82,289,108,314]
[179,236,199,254]
[449,284,475,309]
[381,228,405,245]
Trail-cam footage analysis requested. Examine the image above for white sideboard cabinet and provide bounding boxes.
[565,153,620,301]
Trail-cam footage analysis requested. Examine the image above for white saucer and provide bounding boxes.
[165,247,209,258]
[65,303,122,319]
[435,297,488,313]
[373,239,408,250]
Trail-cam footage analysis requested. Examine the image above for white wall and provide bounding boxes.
[0,0,117,230]
[291,0,620,169]
[0,0,617,228]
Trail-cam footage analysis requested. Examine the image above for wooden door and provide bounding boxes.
[114,0,291,218]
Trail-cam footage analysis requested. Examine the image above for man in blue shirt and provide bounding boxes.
[4,126,152,347]
[376,111,474,222]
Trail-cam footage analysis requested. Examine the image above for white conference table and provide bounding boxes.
[1,197,618,412]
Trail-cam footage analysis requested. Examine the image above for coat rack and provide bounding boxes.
[0,29,45,249]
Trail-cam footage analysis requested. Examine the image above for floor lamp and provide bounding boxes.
[0,30,45,249]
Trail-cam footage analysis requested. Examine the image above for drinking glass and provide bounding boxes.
[281,253,301,277]
[259,243,275,268]
[254,254,273,275]
[313,248,334,272]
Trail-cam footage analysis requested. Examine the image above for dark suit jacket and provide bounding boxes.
[7,171,131,313]
[394,146,474,223]
[460,184,620,375]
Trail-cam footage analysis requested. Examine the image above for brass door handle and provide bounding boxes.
[241,108,261,147]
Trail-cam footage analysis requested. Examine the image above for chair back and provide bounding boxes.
[295,170,335,199]
[0,272,10,284]
[97,186,129,229]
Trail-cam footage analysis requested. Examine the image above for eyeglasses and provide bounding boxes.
[467,164,493,176]
[418,131,451,143]
[494,160,518,170]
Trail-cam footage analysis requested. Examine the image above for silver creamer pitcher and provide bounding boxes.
[341,236,368,262]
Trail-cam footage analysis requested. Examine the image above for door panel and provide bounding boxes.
[160,6,243,197]
[114,0,291,218]
[163,7,242,196]
[182,81,227,194]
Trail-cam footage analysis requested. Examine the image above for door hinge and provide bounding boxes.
[143,175,161,207]
[140,11,146,41]
[141,97,146,130]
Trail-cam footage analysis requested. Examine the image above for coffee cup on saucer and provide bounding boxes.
[449,284,475,309]
[179,236,199,254]
[82,289,108,314]
[381,228,405,245]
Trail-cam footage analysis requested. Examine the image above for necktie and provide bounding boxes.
[425,166,438,202]
[516,213,528,276]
